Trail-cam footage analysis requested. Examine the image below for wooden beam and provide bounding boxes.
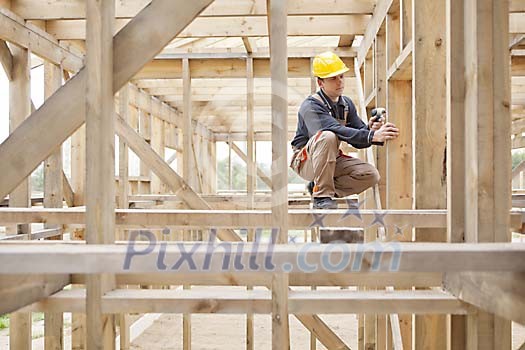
[0,0,215,203]
[338,35,355,47]
[45,15,370,40]
[11,0,376,19]
[446,0,467,347]
[134,57,356,79]
[227,141,272,188]
[71,271,444,289]
[182,58,196,190]
[20,288,472,315]
[0,207,522,230]
[268,0,289,244]
[387,41,412,80]
[247,57,256,206]
[43,58,64,350]
[115,116,242,241]
[444,272,525,325]
[1,243,525,274]
[242,37,253,54]
[8,43,31,350]
[0,8,83,72]
[272,273,290,349]
[158,46,357,59]
[463,0,512,349]
[413,1,447,348]
[118,86,130,209]
[358,0,394,68]
[0,275,70,315]
[85,0,116,349]
[0,38,12,80]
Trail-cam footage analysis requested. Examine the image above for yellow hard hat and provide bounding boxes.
[312,51,350,79]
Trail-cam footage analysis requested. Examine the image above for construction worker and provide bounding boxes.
[290,51,399,209]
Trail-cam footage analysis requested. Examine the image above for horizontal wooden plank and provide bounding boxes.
[71,271,444,288]
[45,15,371,40]
[0,243,524,274]
[0,227,62,241]
[444,272,525,324]
[0,208,453,228]
[11,0,376,19]
[157,47,357,59]
[22,288,472,315]
[0,274,70,314]
[0,207,522,229]
[0,8,83,72]
[135,57,355,79]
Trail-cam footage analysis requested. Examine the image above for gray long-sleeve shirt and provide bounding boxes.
[291,90,375,150]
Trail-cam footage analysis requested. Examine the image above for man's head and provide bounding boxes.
[312,51,349,101]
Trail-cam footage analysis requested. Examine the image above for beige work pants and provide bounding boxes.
[291,130,380,198]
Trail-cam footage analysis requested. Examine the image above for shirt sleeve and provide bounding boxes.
[302,100,373,149]
[345,97,384,147]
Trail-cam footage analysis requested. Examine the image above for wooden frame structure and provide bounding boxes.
[0,0,525,349]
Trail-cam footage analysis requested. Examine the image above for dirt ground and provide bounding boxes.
[130,314,525,350]
[130,313,358,350]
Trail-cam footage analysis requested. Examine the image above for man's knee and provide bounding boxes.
[317,131,338,146]
[360,166,380,187]
[370,168,380,186]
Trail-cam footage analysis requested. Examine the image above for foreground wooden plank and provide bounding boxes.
[444,272,525,325]
[0,207,522,229]
[0,274,70,315]
[22,288,473,315]
[0,243,524,274]
[0,0,214,202]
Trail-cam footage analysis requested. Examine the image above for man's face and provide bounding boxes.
[318,74,345,99]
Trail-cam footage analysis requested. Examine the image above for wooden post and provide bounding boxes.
[268,0,289,244]
[386,78,413,350]
[118,85,130,210]
[446,0,467,345]
[375,26,388,209]
[85,1,116,349]
[182,57,193,350]
[309,57,317,350]
[463,0,512,349]
[183,58,194,190]
[151,115,165,194]
[413,0,447,349]
[138,109,151,194]
[117,85,130,350]
[8,44,31,350]
[246,56,255,350]
[375,26,388,350]
[44,60,64,350]
[272,273,290,350]
[71,123,86,349]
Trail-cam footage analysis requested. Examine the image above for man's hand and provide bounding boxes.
[369,116,384,131]
[372,122,399,143]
